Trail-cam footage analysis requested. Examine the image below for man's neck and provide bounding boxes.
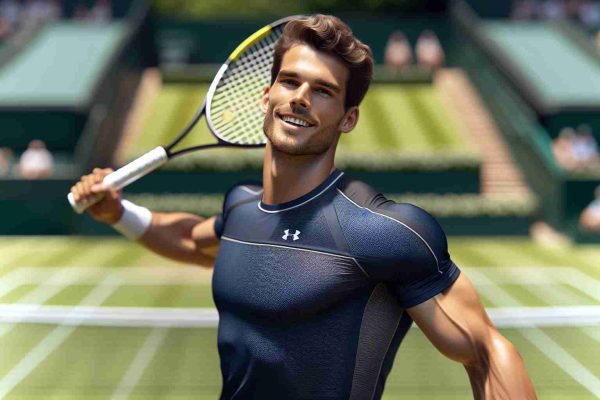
[262,142,337,205]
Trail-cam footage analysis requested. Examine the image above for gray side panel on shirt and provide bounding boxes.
[349,283,403,400]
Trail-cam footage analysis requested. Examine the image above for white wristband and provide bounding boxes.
[111,200,152,240]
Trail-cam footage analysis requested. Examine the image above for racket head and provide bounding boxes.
[204,17,297,147]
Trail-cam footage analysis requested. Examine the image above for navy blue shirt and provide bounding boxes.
[213,169,460,400]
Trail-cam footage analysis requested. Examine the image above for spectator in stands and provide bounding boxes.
[24,0,61,24]
[89,0,111,23]
[565,0,584,20]
[553,127,577,170]
[539,0,566,19]
[383,31,412,72]
[580,185,600,231]
[572,124,599,170]
[0,0,22,33]
[510,0,540,20]
[415,30,445,71]
[579,0,600,28]
[73,1,89,20]
[0,15,9,40]
[553,126,599,172]
[18,139,53,179]
[0,147,13,176]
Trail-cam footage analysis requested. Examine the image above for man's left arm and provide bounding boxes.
[406,272,537,400]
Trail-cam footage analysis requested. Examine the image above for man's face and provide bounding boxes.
[261,44,358,156]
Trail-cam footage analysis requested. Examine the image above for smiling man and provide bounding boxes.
[70,15,536,400]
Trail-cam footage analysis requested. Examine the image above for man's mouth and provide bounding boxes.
[278,113,315,128]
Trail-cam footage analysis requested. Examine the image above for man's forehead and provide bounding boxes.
[279,44,349,88]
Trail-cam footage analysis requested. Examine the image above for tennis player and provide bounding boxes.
[71,14,536,400]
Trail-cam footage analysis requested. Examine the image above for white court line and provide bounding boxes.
[489,268,599,311]
[0,251,33,271]
[0,274,122,399]
[0,305,219,327]
[462,267,565,285]
[0,304,597,329]
[0,269,109,338]
[0,268,34,299]
[5,265,595,290]
[556,269,600,303]
[525,284,597,318]
[582,327,600,343]
[520,328,600,397]
[110,328,169,400]
[467,269,600,399]
[0,266,208,286]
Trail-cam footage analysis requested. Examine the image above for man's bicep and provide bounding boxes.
[406,272,495,364]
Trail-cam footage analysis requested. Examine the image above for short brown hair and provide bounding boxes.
[271,15,374,109]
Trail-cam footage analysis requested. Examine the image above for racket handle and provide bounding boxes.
[67,146,169,214]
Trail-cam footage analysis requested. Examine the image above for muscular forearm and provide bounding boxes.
[408,274,536,400]
[464,331,536,400]
[139,212,218,266]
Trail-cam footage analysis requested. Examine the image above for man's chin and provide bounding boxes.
[268,135,309,155]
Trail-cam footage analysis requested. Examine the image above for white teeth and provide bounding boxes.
[282,116,310,127]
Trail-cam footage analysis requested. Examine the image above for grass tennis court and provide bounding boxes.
[120,83,473,163]
[0,237,598,399]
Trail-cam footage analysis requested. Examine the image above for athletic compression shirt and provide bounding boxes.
[212,169,460,400]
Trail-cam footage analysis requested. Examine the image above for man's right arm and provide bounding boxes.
[70,168,219,267]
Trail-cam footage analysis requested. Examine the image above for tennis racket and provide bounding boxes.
[68,16,294,214]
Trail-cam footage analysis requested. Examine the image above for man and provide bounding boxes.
[71,15,536,400]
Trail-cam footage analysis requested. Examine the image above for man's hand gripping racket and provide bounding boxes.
[68,17,292,214]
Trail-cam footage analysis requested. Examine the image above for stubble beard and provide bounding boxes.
[262,105,340,156]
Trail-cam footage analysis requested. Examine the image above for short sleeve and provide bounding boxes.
[213,181,263,238]
[379,203,460,308]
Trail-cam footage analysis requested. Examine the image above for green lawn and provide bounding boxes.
[121,83,474,163]
[0,237,598,399]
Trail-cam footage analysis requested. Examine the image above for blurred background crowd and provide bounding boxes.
[0,0,598,237]
[0,1,598,398]
[0,0,112,41]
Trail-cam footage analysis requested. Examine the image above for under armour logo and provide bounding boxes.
[282,229,301,241]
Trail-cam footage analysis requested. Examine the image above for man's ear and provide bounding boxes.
[260,87,270,114]
[339,106,359,133]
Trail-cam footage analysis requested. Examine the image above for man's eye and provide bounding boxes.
[281,79,297,86]
[316,88,332,96]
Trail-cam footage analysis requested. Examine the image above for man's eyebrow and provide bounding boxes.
[278,70,342,93]
[315,79,341,93]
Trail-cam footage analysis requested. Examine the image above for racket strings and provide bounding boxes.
[213,42,275,140]
[208,25,285,145]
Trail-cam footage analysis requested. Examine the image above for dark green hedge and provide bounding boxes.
[388,194,538,217]
[164,150,480,172]
[162,64,433,84]
[153,0,444,18]
[127,192,537,218]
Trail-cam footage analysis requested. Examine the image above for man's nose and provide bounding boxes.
[291,83,311,109]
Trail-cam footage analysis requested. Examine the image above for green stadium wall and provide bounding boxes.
[155,15,456,66]
[451,1,600,241]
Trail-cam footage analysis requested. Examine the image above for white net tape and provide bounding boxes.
[1,304,598,328]
[209,25,285,145]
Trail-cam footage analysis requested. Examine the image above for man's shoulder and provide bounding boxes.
[336,175,441,235]
[335,174,449,273]
[222,181,263,213]
[334,175,459,306]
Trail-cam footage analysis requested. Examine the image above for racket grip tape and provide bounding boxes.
[67,147,169,214]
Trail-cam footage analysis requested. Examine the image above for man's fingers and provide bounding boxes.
[82,174,94,196]
[75,181,86,202]
[70,168,115,205]
[70,186,79,202]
